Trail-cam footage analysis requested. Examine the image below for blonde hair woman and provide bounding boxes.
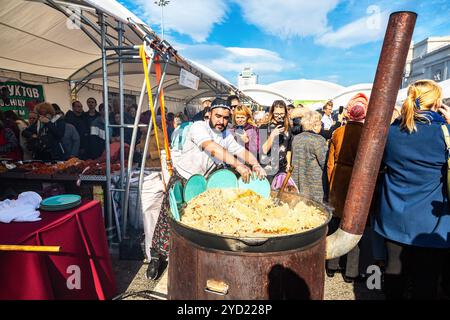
[291,110,328,203]
[374,79,450,299]
[230,105,259,158]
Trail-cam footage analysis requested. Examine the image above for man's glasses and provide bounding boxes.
[273,113,285,117]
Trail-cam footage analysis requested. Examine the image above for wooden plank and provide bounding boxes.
[0,245,61,252]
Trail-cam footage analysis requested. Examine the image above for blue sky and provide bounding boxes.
[120,0,450,87]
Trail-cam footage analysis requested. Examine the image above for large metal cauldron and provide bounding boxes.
[168,192,332,300]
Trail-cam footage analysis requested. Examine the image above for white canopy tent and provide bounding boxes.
[333,80,450,109]
[397,79,450,104]
[242,79,368,110]
[0,0,238,113]
[241,84,292,107]
[331,83,373,108]
[268,79,345,102]
[241,80,345,109]
[0,0,249,244]
[242,78,450,111]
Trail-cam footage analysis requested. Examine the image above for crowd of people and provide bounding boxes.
[142,80,450,301]
[0,97,149,162]
[144,94,364,281]
[1,78,449,300]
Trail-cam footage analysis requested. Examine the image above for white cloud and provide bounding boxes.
[236,0,340,38]
[134,0,228,42]
[178,44,296,83]
[315,9,390,48]
[324,74,341,83]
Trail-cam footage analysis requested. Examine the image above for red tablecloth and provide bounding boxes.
[0,200,117,300]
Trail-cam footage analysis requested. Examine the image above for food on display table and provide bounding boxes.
[54,158,85,173]
[81,161,127,175]
[15,161,54,174]
[0,157,128,177]
[31,164,55,175]
[181,188,327,237]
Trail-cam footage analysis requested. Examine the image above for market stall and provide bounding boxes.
[0,0,255,300]
[0,0,249,246]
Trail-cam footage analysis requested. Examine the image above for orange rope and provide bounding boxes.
[139,45,167,190]
[155,55,173,176]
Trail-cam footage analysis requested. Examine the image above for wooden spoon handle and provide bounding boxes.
[278,166,294,196]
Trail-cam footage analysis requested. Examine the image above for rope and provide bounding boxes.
[154,55,173,176]
[139,45,167,189]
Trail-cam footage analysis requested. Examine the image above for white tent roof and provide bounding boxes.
[242,80,367,108]
[83,0,144,24]
[242,76,450,110]
[268,79,345,101]
[0,0,237,102]
[397,79,450,104]
[240,84,291,106]
[331,83,373,108]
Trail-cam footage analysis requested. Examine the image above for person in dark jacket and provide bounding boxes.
[192,98,212,122]
[84,97,100,128]
[112,112,132,145]
[375,79,450,299]
[2,110,26,159]
[22,102,66,161]
[88,103,110,160]
[0,111,20,146]
[51,103,65,116]
[65,100,89,159]
[61,123,80,159]
[326,93,370,283]
[288,103,304,135]
[0,117,20,161]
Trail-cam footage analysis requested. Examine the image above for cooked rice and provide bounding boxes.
[181,188,327,237]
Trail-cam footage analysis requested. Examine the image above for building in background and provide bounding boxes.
[238,67,258,89]
[402,36,450,88]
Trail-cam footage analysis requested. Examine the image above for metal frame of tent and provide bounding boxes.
[1,0,260,246]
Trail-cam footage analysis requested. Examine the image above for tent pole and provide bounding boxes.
[122,45,155,241]
[99,12,114,245]
[136,59,169,216]
[117,21,126,239]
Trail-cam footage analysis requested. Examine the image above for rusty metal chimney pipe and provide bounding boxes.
[326,11,417,259]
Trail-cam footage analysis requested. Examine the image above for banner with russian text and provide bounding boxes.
[0,81,45,119]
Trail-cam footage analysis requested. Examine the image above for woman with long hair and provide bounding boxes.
[375,79,450,299]
[259,100,293,181]
[230,105,259,159]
